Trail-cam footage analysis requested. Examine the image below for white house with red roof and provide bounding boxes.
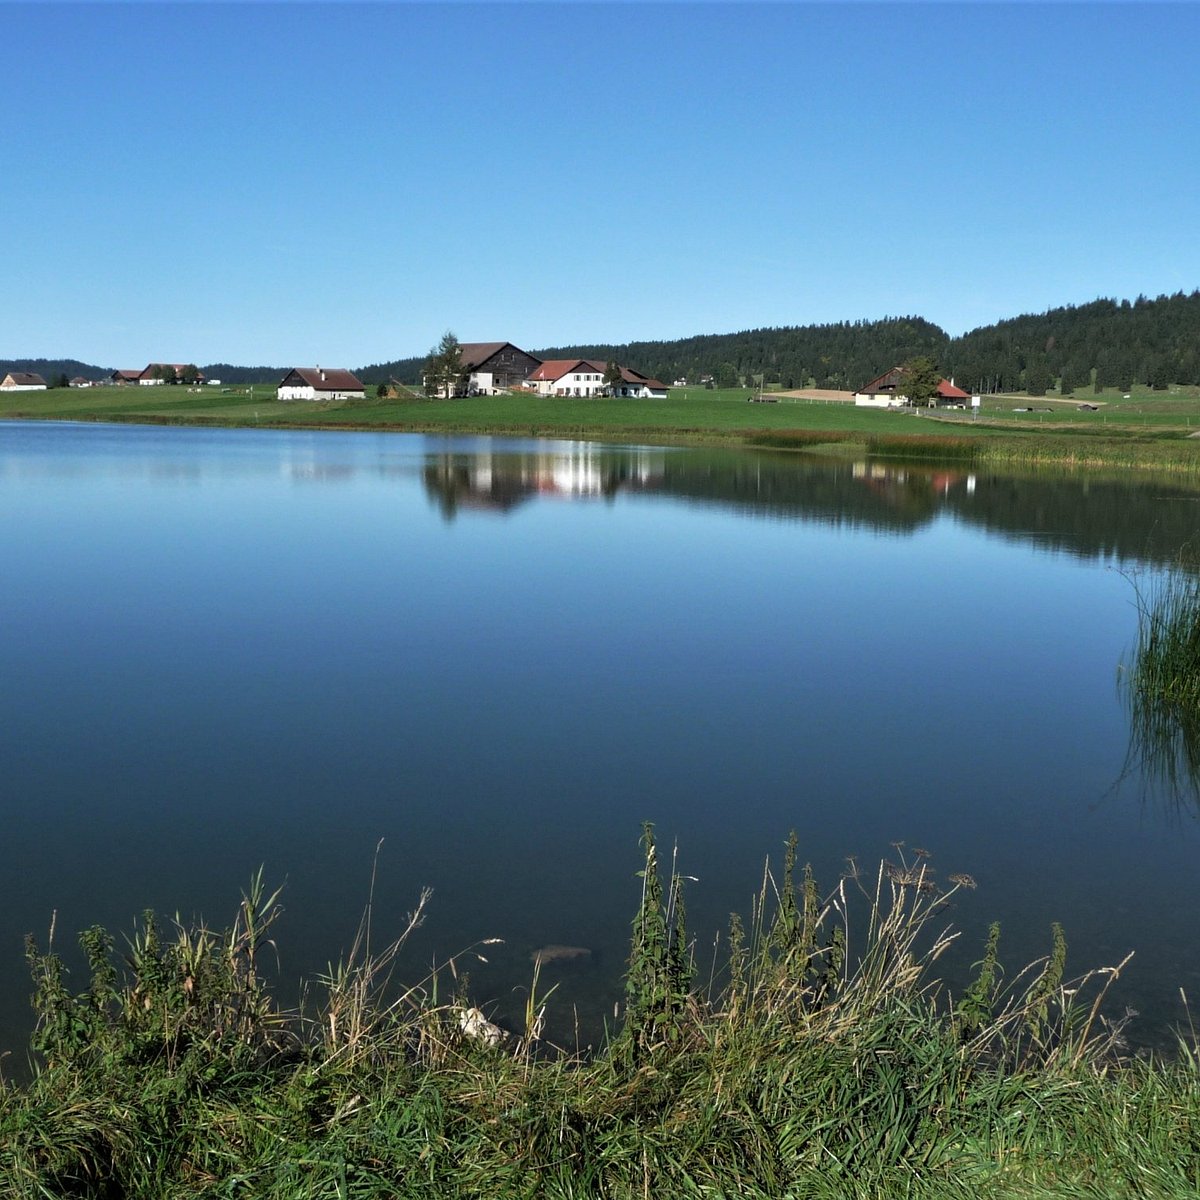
[854,367,972,408]
[277,367,365,402]
[525,359,668,399]
[526,359,608,397]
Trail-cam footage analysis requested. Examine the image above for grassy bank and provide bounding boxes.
[5,384,1200,476]
[3,830,1200,1198]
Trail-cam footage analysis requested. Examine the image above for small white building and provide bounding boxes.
[277,367,365,402]
[0,371,47,391]
[611,366,669,399]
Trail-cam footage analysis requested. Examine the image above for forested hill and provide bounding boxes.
[360,290,1200,395]
[943,292,1200,395]
[533,317,947,393]
[10,290,1200,395]
[0,358,113,385]
[356,318,947,390]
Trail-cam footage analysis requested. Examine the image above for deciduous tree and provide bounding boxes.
[900,356,941,407]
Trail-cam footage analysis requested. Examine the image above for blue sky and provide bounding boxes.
[4,2,1199,368]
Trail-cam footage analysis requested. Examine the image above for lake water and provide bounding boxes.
[3,420,1200,1061]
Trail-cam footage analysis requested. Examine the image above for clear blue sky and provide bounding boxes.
[5,2,1199,368]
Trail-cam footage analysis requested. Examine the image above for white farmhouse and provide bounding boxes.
[526,359,608,397]
[457,343,542,395]
[854,367,971,408]
[525,359,668,399]
[0,371,47,391]
[277,367,365,402]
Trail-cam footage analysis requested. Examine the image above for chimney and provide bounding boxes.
[317,364,325,381]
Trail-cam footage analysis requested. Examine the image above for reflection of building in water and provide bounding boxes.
[423,445,666,517]
[849,460,975,520]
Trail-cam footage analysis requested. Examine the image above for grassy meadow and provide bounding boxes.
[3,382,1200,475]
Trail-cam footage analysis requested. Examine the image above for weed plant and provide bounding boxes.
[2,828,1199,1197]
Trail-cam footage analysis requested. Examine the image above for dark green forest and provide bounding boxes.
[7,290,1199,395]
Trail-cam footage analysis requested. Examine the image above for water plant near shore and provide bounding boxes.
[1119,560,1200,805]
[1,831,1196,1198]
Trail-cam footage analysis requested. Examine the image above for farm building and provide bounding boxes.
[525,359,668,398]
[457,343,543,395]
[854,367,971,408]
[610,366,669,399]
[110,370,142,385]
[0,372,47,391]
[277,367,365,402]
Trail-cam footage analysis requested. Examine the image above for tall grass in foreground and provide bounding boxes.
[1120,562,1200,804]
[3,828,1199,1198]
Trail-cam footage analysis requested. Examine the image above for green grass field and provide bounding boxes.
[4,383,1200,473]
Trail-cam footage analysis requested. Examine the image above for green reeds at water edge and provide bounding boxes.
[1120,562,1200,804]
[3,830,1199,1198]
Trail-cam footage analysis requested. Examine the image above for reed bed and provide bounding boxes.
[865,433,981,463]
[1119,563,1200,804]
[2,829,1199,1198]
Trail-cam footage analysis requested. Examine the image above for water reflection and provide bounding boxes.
[417,444,1200,568]
[423,445,666,518]
[1119,695,1200,815]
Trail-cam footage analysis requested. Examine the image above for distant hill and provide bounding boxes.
[358,291,1200,396]
[0,358,112,385]
[199,364,287,385]
[10,290,1200,398]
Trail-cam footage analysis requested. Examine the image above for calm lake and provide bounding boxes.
[3,420,1200,1060]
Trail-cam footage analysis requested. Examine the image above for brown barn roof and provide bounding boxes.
[2,371,46,386]
[280,367,364,391]
[856,366,967,400]
[457,342,541,372]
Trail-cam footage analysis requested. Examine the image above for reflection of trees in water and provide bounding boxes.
[421,444,1200,569]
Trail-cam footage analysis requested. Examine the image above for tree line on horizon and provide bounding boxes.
[360,290,1200,397]
[7,290,1199,397]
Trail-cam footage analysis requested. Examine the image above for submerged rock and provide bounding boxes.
[531,944,592,967]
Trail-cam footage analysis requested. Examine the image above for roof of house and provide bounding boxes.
[857,367,907,394]
[2,371,47,386]
[280,367,364,390]
[856,366,967,400]
[936,379,970,399]
[458,342,540,372]
[112,369,142,380]
[140,363,204,377]
[618,366,668,389]
[526,358,599,382]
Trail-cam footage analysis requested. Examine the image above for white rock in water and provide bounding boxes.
[457,1006,504,1047]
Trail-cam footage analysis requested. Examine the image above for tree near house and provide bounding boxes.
[603,360,622,396]
[900,356,941,407]
[153,364,177,384]
[179,364,201,385]
[423,332,463,399]
[714,362,737,389]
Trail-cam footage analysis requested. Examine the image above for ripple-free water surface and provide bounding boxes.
[2,422,1198,1058]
